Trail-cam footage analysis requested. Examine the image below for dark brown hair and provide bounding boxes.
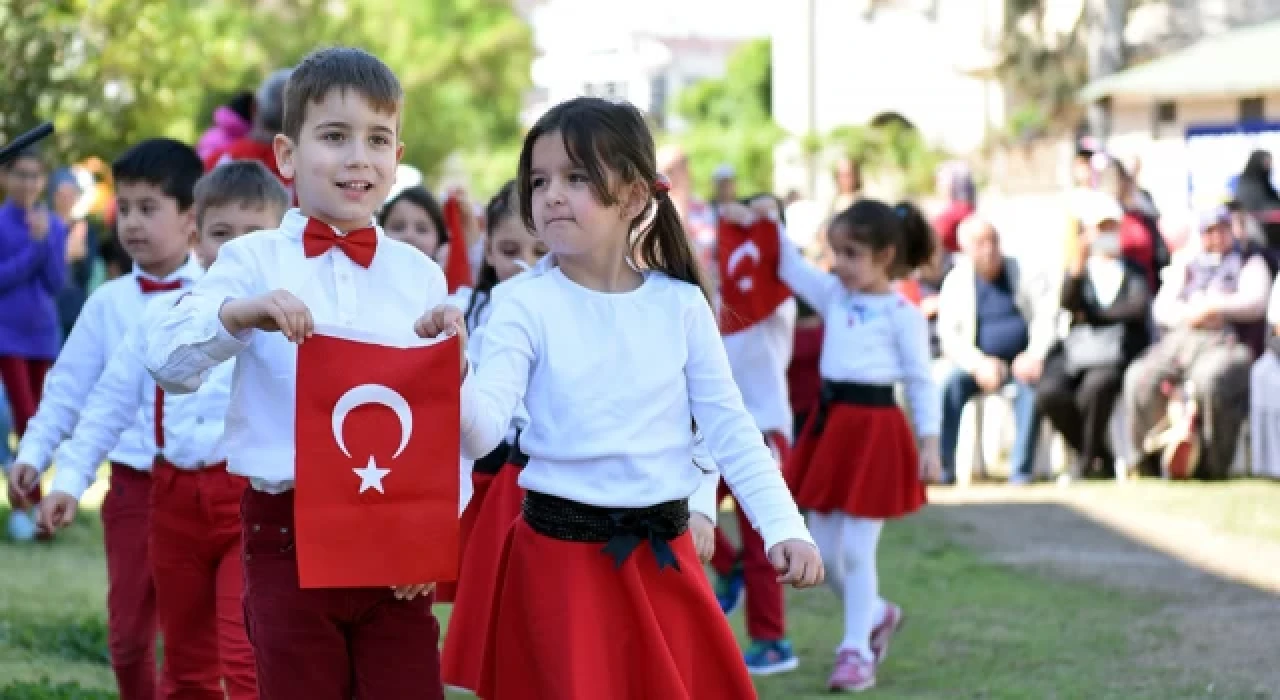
[282,47,402,139]
[516,97,710,301]
[112,138,205,211]
[831,199,935,280]
[379,185,448,245]
[464,180,519,330]
[193,160,291,229]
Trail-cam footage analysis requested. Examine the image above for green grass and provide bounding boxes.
[2,490,1245,700]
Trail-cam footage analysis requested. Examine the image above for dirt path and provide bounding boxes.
[925,485,1280,697]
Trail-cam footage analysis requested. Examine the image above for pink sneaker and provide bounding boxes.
[870,602,905,664]
[827,649,875,692]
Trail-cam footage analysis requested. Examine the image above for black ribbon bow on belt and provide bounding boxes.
[600,511,683,572]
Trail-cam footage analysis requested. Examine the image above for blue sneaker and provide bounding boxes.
[714,564,744,614]
[745,639,799,676]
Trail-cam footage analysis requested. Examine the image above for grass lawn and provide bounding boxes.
[0,479,1242,700]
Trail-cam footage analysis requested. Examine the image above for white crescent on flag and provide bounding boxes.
[727,240,761,293]
[331,384,414,459]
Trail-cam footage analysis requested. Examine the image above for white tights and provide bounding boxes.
[807,511,887,656]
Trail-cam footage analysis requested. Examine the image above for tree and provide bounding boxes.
[997,0,1132,139]
[0,0,533,182]
[668,38,783,197]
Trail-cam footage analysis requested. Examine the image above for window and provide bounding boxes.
[1240,97,1265,122]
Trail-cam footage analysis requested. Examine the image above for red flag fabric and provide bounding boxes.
[294,329,461,589]
[443,195,473,293]
[717,217,792,334]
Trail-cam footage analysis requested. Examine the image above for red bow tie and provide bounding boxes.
[302,218,377,267]
[137,277,184,294]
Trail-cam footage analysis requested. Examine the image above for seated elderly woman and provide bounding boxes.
[1036,192,1151,478]
[1250,276,1280,479]
[1122,206,1271,479]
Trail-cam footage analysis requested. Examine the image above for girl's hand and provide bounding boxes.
[718,202,757,227]
[414,305,468,378]
[918,436,941,482]
[689,512,716,565]
[768,539,824,588]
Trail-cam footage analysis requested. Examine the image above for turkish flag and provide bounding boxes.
[443,194,473,293]
[717,217,792,334]
[294,328,461,588]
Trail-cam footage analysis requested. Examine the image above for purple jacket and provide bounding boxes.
[0,200,68,359]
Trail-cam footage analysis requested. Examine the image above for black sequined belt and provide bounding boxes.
[522,491,688,572]
[811,380,896,434]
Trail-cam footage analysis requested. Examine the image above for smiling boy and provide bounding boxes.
[142,48,451,700]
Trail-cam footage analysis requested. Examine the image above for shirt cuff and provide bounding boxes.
[759,516,816,553]
[14,443,51,474]
[205,303,253,360]
[50,466,94,502]
[689,469,720,522]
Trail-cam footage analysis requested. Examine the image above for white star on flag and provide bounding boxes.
[353,456,391,494]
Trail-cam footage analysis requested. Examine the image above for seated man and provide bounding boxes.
[1123,206,1271,479]
[937,215,1056,484]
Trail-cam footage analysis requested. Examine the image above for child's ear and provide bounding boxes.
[620,180,649,221]
[274,134,297,180]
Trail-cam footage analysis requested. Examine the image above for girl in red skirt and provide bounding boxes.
[418,97,824,700]
[440,180,546,692]
[777,199,941,692]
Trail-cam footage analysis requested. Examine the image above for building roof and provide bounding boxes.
[1080,19,1280,102]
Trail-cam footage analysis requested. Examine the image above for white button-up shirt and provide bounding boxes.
[13,259,204,474]
[52,291,234,500]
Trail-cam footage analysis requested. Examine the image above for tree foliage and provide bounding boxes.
[0,0,533,180]
[667,38,783,197]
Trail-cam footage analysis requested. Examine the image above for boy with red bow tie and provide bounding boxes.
[143,47,451,700]
[39,161,291,700]
[6,138,204,700]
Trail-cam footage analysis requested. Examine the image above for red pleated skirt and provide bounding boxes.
[787,402,925,519]
[436,470,498,604]
[440,462,524,691]
[475,518,758,700]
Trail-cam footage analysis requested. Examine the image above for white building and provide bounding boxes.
[521,0,763,127]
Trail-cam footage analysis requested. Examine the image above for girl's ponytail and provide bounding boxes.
[633,185,713,304]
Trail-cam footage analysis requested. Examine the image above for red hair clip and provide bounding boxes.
[653,174,671,195]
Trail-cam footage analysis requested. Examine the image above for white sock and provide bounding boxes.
[838,516,883,657]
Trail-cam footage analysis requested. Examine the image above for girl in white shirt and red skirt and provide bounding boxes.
[419,97,824,700]
[778,199,942,692]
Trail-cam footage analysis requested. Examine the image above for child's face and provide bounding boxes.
[528,132,640,257]
[382,198,442,259]
[4,157,46,209]
[486,214,548,283]
[194,202,285,269]
[115,181,196,274]
[827,223,891,292]
[276,89,402,233]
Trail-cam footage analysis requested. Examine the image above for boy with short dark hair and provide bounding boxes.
[145,47,451,700]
